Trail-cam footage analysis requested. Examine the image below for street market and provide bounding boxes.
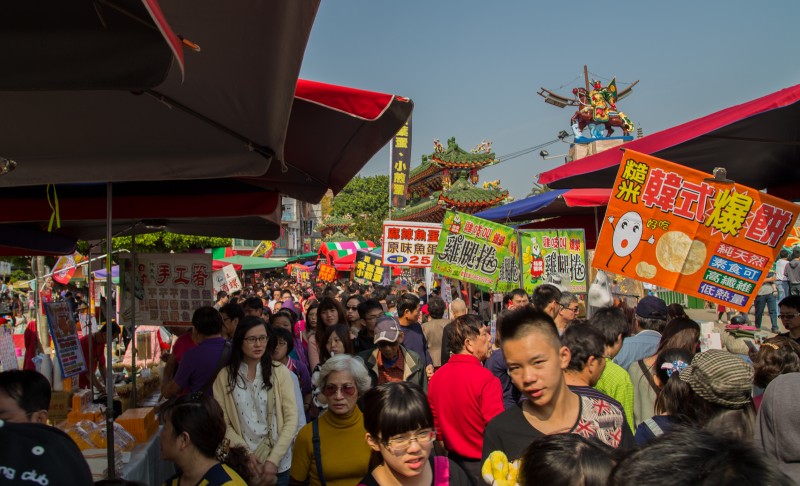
[0,2,799,486]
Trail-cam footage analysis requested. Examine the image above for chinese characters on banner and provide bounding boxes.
[432,211,518,292]
[44,302,87,378]
[382,221,441,267]
[354,251,388,284]
[595,150,800,311]
[521,229,588,294]
[317,263,337,283]
[212,264,242,295]
[119,254,213,326]
[290,265,310,284]
[390,117,412,208]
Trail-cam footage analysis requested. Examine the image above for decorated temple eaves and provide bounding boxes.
[393,137,509,223]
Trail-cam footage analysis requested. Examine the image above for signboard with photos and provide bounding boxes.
[594,150,800,312]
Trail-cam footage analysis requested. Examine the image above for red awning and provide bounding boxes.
[539,84,800,197]
[213,260,242,271]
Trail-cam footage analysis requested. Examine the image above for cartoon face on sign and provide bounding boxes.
[606,211,654,272]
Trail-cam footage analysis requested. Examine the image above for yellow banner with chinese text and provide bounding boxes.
[594,150,800,312]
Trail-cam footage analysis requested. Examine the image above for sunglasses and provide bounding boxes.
[322,383,357,397]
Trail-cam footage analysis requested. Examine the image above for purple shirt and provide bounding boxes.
[173,337,228,395]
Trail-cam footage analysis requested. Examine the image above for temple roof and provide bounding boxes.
[394,178,509,222]
[408,137,497,186]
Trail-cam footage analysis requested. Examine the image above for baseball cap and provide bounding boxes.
[679,349,753,409]
[374,316,401,344]
[635,295,668,319]
[0,420,94,485]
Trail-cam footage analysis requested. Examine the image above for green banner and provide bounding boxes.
[432,211,518,292]
[520,229,588,294]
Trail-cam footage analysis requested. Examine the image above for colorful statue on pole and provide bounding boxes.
[570,79,634,138]
[538,69,638,141]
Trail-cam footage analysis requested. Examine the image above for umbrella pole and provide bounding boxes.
[105,182,116,478]
[130,225,137,408]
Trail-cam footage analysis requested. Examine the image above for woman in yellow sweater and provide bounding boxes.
[290,354,372,486]
[214,316,299,486]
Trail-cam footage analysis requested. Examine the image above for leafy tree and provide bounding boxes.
[77,232,231,255]
[331,175,389,241]
[527,182,552,197]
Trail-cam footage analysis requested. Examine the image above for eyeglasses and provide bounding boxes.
[346,306,359,310]
[382,429,436,453]
[322,383,357,397]
[243,335,268,344]
[364,314,382,321]
[779,313,800,319]
[561,305,580,313]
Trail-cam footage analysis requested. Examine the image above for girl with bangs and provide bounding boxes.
[360,382,471,486]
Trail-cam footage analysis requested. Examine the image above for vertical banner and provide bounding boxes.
[119,253,213,326]
[44,302,87,378]
[594,150,800,312]
[382,221,441,267]
[212,264,243,295]
[520,229,588,294]
[432,211,518,292]
[390,116,412,209]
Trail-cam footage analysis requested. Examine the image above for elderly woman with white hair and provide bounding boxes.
[289,354,372,486]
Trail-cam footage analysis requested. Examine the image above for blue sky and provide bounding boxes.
[299,1,800,200]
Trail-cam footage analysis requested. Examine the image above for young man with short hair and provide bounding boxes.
[353,299,385,353]
[213,291,229,310]
[507,288,529,309]
[243,296,265,317]
[532,284,561,319]
[778,295,800,345]
[482,307,632,471]
[587,307,635,432]
[0,370,52,424]
[396,293,434,378]
[357,316,427,391]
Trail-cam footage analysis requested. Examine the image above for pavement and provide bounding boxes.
[684,306,784,336]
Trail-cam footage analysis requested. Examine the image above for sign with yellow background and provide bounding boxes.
[594,150,800,312]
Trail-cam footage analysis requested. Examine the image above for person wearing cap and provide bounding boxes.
[614,295,668,371]
[356,316,427,392]
[678,349,755,441]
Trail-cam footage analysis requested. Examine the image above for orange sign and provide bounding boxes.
[594,150,800,312]
[317,263,337,283]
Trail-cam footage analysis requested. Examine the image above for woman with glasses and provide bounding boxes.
[359,382,471,486]
[290,354,372,486]
[213,316,299,486]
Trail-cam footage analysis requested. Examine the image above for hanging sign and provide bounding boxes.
[212,264,242,295]
[594,150,800,311]
[44,302,87,378]
[390,117,412,209]
[432,211,518,291]
[52,252,83,285]
[119,253,213,326]
[354,251,388,284]
[382,221,441,267]
[520,229,588,294]
[0,324,18,371]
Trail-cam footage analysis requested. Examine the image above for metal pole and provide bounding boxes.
[130,224,137,407]
[105,182,116,478]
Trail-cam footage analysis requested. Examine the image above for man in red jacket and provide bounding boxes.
[428,314,503,485]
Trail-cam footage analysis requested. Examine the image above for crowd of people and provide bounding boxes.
[1,277,800,485]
